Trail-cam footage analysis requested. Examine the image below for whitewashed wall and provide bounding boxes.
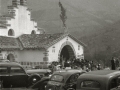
[47,36,84,62]
[1,49,45,62]
[0,5,39,37]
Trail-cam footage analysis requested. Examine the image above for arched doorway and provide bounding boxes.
[60,45,75,63]
[7,54,15,62]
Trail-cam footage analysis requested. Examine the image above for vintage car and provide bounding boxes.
[29,69,86,90]
[76,70,120,90]
[0,61,41,88]
[45,70,86,90]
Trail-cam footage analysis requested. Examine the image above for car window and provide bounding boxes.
[81,80,100,89]
[51,74,64,82]
[67,74,80,83]
[10,66,25,73]
[75,74,80,81]
[0,67,8,74]
[110,78,118,89]
[110,77,120,90]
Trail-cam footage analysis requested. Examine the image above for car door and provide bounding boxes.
[0,66,10,88]
[66,73,80,90]
[110,76,120,90]
[9,66,28,88]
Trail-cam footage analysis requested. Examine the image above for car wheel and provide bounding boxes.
[29,76,40,85]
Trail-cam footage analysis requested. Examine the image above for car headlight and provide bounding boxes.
[49,74,52,77]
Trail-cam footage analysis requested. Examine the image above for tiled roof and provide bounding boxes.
[0,33,85,50]
[18,33,64,49]
[0,36,20,50]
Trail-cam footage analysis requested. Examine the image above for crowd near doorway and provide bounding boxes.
[60,45,75,63]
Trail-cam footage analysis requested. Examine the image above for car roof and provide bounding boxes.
[26,69,51,73]
[55,69,86,73]
[0,62,22,67]
[78,70,120,81]
[54,71,80,75]
[84,70,120,76]
[52,70,85,82]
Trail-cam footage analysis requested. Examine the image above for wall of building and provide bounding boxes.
[47,36,84,62]
[1,49,45,67]
[0,4,39,37]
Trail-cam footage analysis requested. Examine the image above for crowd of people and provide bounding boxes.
[48,57,120,73]
[48,58,103,73]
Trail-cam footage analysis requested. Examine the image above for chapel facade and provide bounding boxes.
[0,0,85,68]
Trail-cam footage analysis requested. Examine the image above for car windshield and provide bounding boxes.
[51,74,64,82]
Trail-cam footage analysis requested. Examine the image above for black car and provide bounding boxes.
[0,61,41,88]
[45,69,86,90]
[29,69,86,90]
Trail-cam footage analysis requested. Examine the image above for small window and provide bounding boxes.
[30,62,32,66]
[34,62,36,65]
[27,62,29,65]
[31,30,36,34]
[81,80,100,88]
[21,62,23,65]
[0,67,8,74]
[8,29,15,36]
[52,46,55,53]
[78,45,80,50]
[10,66,25,73]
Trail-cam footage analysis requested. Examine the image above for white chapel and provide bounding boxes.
[0,0,85,67]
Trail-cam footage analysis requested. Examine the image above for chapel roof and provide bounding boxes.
[18,33,64,49]
[0,36,20,50]
[0,33,85,50]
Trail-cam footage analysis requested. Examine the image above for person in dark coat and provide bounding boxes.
[116,58,119,68]
[111,57,116,70]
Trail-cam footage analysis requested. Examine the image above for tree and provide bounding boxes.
[59,1,67,28]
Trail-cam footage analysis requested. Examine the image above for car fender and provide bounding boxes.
[28,73,41,86]
[29,77,50,89]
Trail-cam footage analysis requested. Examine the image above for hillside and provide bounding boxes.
[29,0,120,39]
[81,20,120,66]
[1,0,120,64]
[1,0,120,36]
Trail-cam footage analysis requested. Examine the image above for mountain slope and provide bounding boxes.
[1,0,120,63]
[29,0,120,38]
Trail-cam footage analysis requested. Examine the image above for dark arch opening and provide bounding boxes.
[7,54,15,62]
[8,29,15,36]
[60,45,75,63]
[31,30,36,34]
